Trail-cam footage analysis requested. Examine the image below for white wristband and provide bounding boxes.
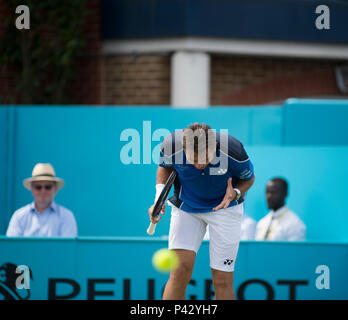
[155,184,165,203]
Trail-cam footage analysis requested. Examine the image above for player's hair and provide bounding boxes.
[182,123,215,155]
[270,177,288,195]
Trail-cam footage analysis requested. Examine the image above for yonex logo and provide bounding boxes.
[223,259,233,265]
[217,169,227,175]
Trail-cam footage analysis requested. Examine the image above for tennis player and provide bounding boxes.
[148,123,255,300]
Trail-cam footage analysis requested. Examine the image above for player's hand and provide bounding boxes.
[148,204,166,224]
[213,178,237,211]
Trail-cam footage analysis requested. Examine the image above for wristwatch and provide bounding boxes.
[233,188,241,201]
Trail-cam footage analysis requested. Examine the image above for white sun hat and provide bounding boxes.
[23,163,65,190]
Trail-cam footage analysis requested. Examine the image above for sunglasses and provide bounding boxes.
[33,184,54,191]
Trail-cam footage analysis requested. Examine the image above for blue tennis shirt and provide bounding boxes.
[159,131,254,213]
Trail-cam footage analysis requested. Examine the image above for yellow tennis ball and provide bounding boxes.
[152,249,179,273]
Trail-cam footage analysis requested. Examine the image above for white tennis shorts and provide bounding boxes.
[168,202,243,272]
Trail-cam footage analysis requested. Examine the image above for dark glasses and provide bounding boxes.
[33,184,54,191]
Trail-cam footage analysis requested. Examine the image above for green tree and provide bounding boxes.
[0,0,87,104]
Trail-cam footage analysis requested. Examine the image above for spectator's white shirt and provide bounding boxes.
[241,214,256,240]
[255,206,306,241]
[6,201,77,237]
[203,213,256,241]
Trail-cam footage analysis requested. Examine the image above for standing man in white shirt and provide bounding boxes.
[255,177,306,241]
[6,163,77,237]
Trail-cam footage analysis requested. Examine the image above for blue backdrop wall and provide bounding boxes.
[0,237,347,300]
[1,99,348,241]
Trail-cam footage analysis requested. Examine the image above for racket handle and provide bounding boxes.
[147,222,157,235]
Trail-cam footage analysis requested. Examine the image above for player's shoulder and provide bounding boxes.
[216,132,249,162]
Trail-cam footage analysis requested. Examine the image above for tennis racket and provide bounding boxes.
[147,170,178,235]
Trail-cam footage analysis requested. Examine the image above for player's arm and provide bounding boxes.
[148,132,178,225]
[213,174,255,211]
[147,168,177,235]
[148,166,174,224]
[157,165,174,185]
[235,174,255,195]
[214,140,255,210]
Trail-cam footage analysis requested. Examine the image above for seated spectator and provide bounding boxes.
[255,177,306,241]
[6,163,77,237]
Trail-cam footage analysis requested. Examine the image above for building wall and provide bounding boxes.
[101,54,347,106]
[102,55,170,105]
[210,56,346,105]
[1,1,347,106]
